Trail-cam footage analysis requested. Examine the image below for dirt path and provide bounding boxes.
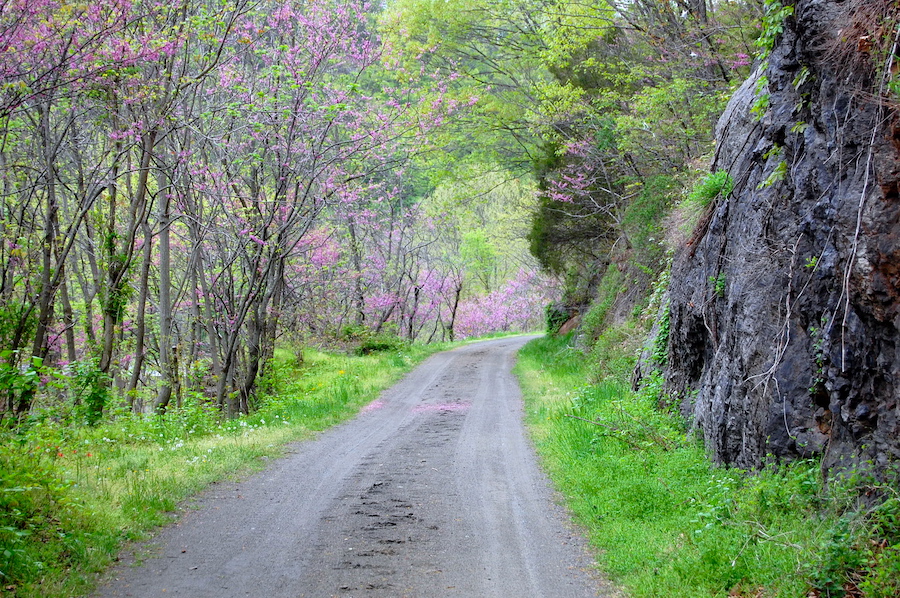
[94,337,611,598]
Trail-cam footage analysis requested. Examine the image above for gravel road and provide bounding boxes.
[94,336,611,598]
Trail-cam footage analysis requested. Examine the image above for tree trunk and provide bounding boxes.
[446,280,463,342]
[99,129,156,376]
[58,270,77,365]
[197,252,223,399]
[19,102,59,415]
[155,170,174,413]
[127,218,153,406]
[347,217,366,326]
[30,102,60,363]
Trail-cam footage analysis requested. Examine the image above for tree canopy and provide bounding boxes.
[0,0,763,422]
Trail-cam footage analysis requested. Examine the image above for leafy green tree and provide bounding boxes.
[385,0,760,296]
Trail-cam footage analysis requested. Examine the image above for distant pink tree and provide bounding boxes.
[454,270,556,339]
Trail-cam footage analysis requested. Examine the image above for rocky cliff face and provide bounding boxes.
[665,0,900,475]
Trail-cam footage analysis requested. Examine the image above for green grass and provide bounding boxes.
[0,342,452,598]
[515,334,900,598]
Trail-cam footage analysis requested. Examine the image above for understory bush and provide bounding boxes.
[545,302,570,334]
[355,333,410,355]
[580,264,624,341]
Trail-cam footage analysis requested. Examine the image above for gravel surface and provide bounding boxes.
[94,336,614,598]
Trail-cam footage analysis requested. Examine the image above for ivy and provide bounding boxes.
[758,160,788,190]
[751,74,771,121]
[708,273,726,299]
[652,302,670,366]
[755,0,794,62]
[751,0,794,121]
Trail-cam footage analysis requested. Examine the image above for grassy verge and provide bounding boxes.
[0,342,451,598]
[515,334,900,598]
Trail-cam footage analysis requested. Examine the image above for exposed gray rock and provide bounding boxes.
[664,0,900,476]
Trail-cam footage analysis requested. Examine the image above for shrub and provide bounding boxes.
[687,170,733,208]
[68,359,111,425]
[0,443,80,587]
[581,264,623,341]
[355,333,409,355]
[545,302,570,334]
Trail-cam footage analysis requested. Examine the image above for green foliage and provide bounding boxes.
[755,0,795,61]
[341,324,368,341]
[460,229,499,293]
[622,175,677,270]
[418,165,541,305]
[0,306,36,355]
[385,0,758,296]
[751,74,771,121]
[355,333,410,356]
[581,264,623,341]
[809,317,828,394]
[68,359,111,425]
[804,478,900,598]
[342,325,410,355]
[545,303,570,335]
[809,515,869,597]
[614,77,730,173]
[860,543,900,598]
[672,171,733,242]
[528,140,616,277]
[687,171,734,208]
[758,160,788,189]
[793,66,811,90]
[0,351,43,416]
[588,321,639,383]
[379,0,550,166]
[642,257,671,320]
[790,120,809,134]
[709,273,727,299]
[652,305,671,365]
[639,261,674,368]
[0,442,98,592]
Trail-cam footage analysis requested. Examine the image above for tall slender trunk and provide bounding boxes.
[155,169,174,413]
[197,252,223,398]
[261,271,283,367]
[218,340,238,414]
[30,102,60,362]
[407,285,420,341]
[239,309,262,415]
[347,218,366,326]
[239,257,284,414]
[100,130,156,376]
[59,270,77,365]
[19,103,59,415]
[187,263,200,382]
[127,218,153,405]
[446,280,462,342]
[76,220,101,346]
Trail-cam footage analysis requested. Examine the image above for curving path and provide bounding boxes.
[94,336,612,598]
